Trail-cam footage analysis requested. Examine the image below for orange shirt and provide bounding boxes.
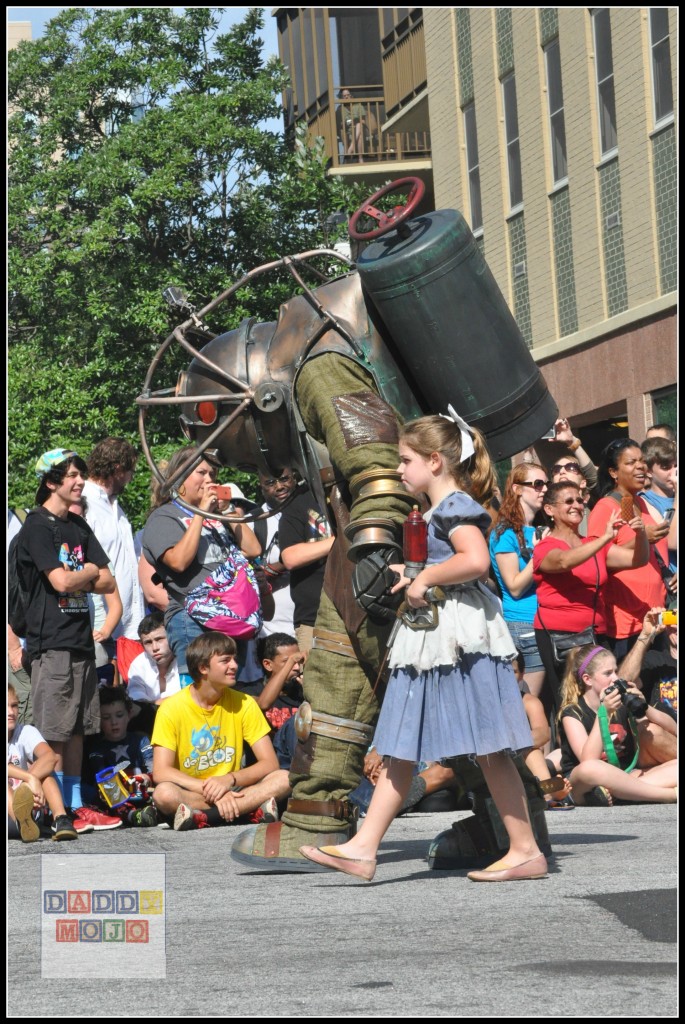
[587,495,667,639]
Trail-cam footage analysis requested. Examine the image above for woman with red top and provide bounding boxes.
[588,439,672,660]
[533,480,648,715]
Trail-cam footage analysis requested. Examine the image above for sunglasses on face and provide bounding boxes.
[263,474,293,487]
[552,462,581,474]
[520,479,548,492]
[555,497,585,506]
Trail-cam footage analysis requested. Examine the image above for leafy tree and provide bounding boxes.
[9,7,366,527]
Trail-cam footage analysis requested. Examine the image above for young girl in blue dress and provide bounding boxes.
[300,413,547,882]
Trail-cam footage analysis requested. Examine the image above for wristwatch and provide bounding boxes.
[568,438,582,452]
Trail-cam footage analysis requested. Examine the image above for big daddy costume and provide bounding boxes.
[137,182,558,870]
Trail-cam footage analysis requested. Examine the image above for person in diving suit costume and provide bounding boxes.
[138,190,557,871]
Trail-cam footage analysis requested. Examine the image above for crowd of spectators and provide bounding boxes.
[7,417,677,841]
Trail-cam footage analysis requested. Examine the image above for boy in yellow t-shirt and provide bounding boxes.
[151,633,291,831]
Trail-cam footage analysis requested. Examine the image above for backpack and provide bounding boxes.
[8,508,87,638]
[253,515,268,553]
[7,531,30,637]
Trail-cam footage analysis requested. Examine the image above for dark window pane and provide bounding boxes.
[599,79,617,152]
[508,139,522,207]
[469,167,482,231]
[464,104,479,164]
[551,110,567,181]
[503,75,518,142]
[594,9,614,82]
[653,38,673,120]
[546,40,563,112]
[332,10,383,87]
[650,7,669,42]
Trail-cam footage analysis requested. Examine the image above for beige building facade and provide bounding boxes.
[422,7,676,449]
[8,21,32,50]
[276,7,677,454]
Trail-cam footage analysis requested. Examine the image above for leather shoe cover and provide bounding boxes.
[467,853,548,882]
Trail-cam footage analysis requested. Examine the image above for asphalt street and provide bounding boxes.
[7,803,677,1017]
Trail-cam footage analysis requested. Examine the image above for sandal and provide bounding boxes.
[583,785,613,807]
[537,775,572,799]
[545,795,575,811]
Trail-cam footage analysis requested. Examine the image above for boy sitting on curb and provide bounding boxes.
[127,611,182,738]
[83,686,157,827]
[8,683,80,841]
[151,632,291,831]
[237,632,305,732]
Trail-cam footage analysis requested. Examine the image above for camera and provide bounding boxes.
[604,678,648,718]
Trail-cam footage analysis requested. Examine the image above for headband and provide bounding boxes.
[577,646,606,681]
[442,404,475,463]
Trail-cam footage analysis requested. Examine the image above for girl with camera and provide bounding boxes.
[558,644,677,806]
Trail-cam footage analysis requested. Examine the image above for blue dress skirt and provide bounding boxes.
[374,490,533,762]
[373,653,533,763]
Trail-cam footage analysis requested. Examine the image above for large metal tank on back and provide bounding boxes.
[356,209,557,460]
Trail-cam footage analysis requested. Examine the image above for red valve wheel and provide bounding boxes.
[348,177,425,241]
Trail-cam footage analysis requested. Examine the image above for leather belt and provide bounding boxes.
[287,798,358,822]
[294,701,374,745]
[312,627,357,659]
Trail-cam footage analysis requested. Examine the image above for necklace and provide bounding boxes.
[189,688,218,721]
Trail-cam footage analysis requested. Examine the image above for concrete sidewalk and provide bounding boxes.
[8,803,677,1017]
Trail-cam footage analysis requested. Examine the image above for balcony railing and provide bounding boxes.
[305,91,431,170]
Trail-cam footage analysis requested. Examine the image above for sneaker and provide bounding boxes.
[174,804,199,831]
[249,797,279,825]
[51,815,79,842]
[13,784,40,843]
[71,818,95,834]
[71,806,123,831]
[128,805,159,828]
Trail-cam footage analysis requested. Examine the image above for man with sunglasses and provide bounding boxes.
[256,466,298,637]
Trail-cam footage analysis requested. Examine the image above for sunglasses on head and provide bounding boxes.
[605,438,640,457]
[552,462,581,474]
[520,479,548,492]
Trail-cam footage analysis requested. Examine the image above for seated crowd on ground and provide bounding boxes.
[7,419,677,840]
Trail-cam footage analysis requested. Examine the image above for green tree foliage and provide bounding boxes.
[9,7,366,527]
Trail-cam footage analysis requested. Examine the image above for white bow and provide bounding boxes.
[442,404,476,463]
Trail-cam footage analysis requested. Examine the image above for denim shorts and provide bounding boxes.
[506,620,545,674]
[165,610,206,676]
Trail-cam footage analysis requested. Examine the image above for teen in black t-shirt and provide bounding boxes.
[277,489,333,629]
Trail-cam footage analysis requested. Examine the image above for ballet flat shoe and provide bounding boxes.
[467,853,548,883]
[299,844,376,881]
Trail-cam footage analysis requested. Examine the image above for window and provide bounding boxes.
[592,8,617,156]
[649,8,673,125]
[544,39,567,184]
[502,73,522,210]
[652,386,676,434]
[463,103,482,231]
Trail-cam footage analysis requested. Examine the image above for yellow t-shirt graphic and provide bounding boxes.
[151,687,270,777]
